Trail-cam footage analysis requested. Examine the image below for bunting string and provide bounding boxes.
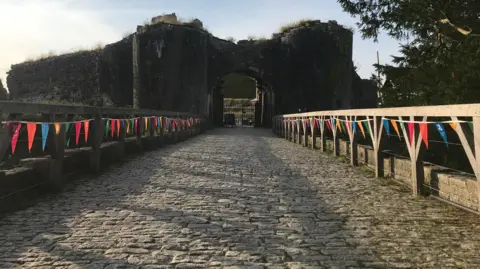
[2,115,201,155]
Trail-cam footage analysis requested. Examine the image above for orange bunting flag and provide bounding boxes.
[336,120,342,133]
[84,120,90,142]
[110,119,115,137]
[116,120,120,137]
[10,123,21,154]
[407,122,415,146]
[54,123,61,135]
[358,121,366,138]
[449,122,457,131]
[75,121,82,145]
[144,117,148,131]
[390,120,401,140]
[126,120,130,134]
[27,123,36,153]
[419,122,428,148]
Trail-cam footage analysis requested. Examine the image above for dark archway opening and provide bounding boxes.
[211,69,273,128]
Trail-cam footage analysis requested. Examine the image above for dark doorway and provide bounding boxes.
[211,71,273,128]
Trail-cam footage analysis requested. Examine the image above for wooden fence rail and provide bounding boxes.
[272,103,480,211]
[0,101,206,191]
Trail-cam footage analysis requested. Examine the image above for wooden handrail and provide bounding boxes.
[0,101,197,117]
[273,104,480,213]
[278,103,480,117]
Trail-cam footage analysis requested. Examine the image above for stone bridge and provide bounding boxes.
[1,102,480,268]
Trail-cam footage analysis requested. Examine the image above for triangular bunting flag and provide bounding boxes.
[382,119,390,137]
[84,120,90,143]
[358,121,366,138]
[116,120,120,137]
[449,122,457,131]
[75,121,82,146]
[352,121,357,134]
[110,119,115,137]
[434,122,448,148]
[407,122,414,146]
[391,120,401,140]
[11,123,21,154]
[66,123,71,147]
[144,117,148,131]
[105,120,110,138]
[41,123,49,151]
[54,123,61,135]
[419,122,428,148]
[27,123,37,153]
[362,121,370,136]
[126,119,130,134]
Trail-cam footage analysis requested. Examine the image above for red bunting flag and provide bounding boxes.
[153,117,158,128]
[325,119,332,131]
[110,119,115,137]
[134,118,138,133]
[27,123,36,153]
[407,122,415,146]
[84,120,90,143]
[419,123,428,148]
[116,120,120,137]
[10,123,21,154]
[75,121,82,145]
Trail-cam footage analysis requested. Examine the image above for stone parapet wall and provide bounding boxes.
[306,135,479,212]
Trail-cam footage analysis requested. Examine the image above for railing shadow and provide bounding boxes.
[1,128,480,268]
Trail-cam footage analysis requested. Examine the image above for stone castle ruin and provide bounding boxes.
[6,14,377,126]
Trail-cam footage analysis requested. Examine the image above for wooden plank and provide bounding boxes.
[452,116,477,176]
[319,116,326,152]
[472,116,480,211]
[349,116,358,166]
[279,103,480,118]
[332,117,338,156]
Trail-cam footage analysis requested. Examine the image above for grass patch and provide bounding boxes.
[278,19,317,34]
[359,165,375,177]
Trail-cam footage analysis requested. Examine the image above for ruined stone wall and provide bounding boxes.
[7,50,108,106]
[100,36,134,107]
[135,23,210,114]
[6,18,373,120]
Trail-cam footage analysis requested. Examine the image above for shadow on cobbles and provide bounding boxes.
[0,128,480,268]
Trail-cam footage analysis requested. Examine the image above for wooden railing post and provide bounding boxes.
[284,120,288,140]
[348,116,358,166]
[398,116,427,196]
[137,116,144,148]
[332,117,339,156]
[117,117,126,160]
[368,116,385,178]
[473,116,480,211]
[47,114,66,190]
[90,113,104,174]
[303,118,308,147]
[319,116,326,152]
[310,117,316,149]
[287,120,292,141]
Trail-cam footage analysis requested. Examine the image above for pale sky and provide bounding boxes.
[0,0,401,89]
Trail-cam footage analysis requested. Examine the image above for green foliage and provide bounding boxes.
[221,73,257,99]
[278,19,317,34]
[0,79,8,100]
[225,37,236,43]
[338,0,480,106]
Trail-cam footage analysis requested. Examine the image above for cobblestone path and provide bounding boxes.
[1,128,480,269]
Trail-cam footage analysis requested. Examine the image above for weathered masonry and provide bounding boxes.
[7,19,377,127]
[273,104,480,213]
[0,101,205,214]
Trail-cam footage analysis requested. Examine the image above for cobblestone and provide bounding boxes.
[1,128,480,268]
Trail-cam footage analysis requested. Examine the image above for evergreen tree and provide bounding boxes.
[338,0,480,106]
